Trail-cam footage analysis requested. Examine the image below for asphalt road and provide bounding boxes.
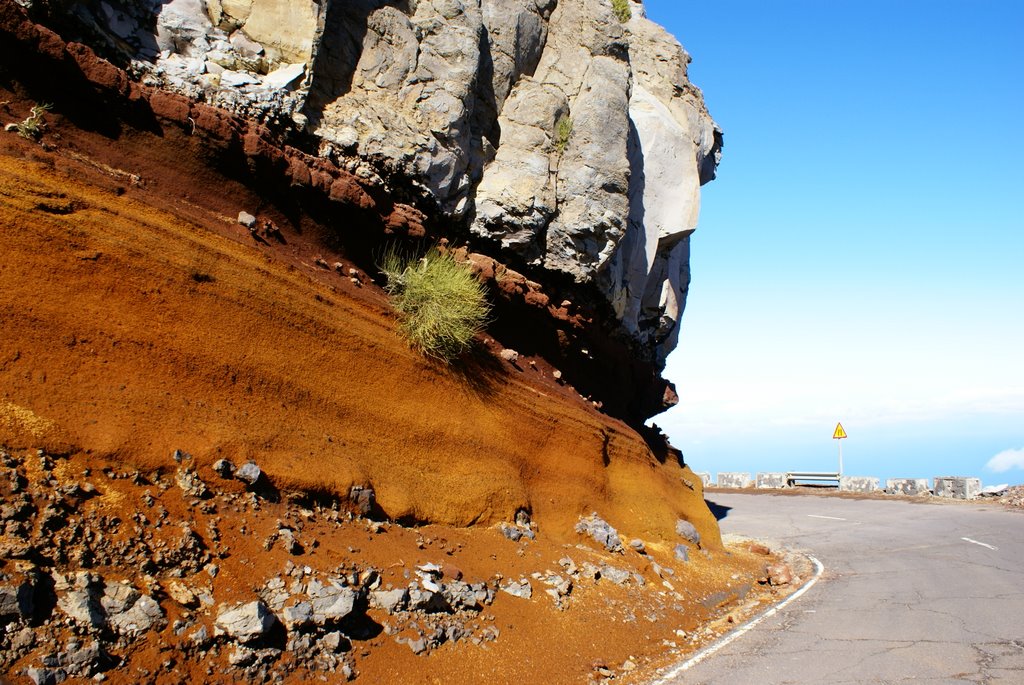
[654,492,1024,685]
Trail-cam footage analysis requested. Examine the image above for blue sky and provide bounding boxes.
[644,1,1024,486]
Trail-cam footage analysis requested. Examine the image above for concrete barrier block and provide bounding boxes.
[756,472,787,489]
[840,476,879,493]
[717,472,752,488]
[694,472,712,488]
[933,476,982,500]
[886,478,930,496]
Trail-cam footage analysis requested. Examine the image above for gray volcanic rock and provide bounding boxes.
[215,600,277,643]
[52,0,721,368]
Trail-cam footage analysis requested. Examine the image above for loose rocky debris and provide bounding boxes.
[996,484,1024,508]
[0,446,792,683]
[575,513,625,554]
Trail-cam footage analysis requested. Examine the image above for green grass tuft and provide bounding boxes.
[612,0,631,23]
[378,246,491,362]
[14,103,52,141]
[554,115,573,154]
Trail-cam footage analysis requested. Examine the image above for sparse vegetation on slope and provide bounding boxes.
[4,102,51,140]
[554,115,573,154]
[612,0,631,23]
[379,246,491,362]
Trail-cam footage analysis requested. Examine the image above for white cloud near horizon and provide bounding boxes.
[986,448,1024,473]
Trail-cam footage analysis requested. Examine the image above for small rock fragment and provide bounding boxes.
[212,459,235,478]
[238,211,257,229]
[235,462,262,486]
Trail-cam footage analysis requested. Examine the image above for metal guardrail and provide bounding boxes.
[786,471,841,487]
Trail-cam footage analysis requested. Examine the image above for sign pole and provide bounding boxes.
[832,422,847,478]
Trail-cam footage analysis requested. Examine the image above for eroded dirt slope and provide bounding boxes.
[0,140,709,545]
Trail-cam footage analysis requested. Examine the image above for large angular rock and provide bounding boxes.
[306,578,357,624]
[214,601,277,643]
[102,582,166,637]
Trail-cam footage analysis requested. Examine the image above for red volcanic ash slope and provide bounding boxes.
[0,145,711,545]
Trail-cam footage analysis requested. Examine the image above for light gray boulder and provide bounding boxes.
[306,578,357,624]
[675,519,701,546]
[214,601,277,643]
[101,581,166,637]
[369,587,409,614]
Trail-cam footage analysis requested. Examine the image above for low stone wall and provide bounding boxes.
[886,478,930,496]
[840,476,879,493]
[934,477,981,500]
[706,471,987,500]
[717,472,752,489]
[756,472,787,489]
[694,472,712,488]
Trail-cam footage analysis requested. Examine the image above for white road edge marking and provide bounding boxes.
[649,555,825,684]
[961,537,998,551]
[807,514,847,521]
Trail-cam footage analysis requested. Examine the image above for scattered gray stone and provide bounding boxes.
[237,211,257,229]
[189,625,210,647]
[56,589,105,630]
[235,462,262,486]
[320,630,349,654]
[26,667,66,685]
[499,348,519,363]
[214,601,277,643]
[175,468,210,498]
[673,544,690,563]
[166,581,198,608]
[106,592,165,638]
[0,579,34,618]
[212,459,235,478]
[675,519,701,546]
[442,581,481,611]
[406,584,449,613]
[599,565,631,585]
[406,636,428,655]
[348,485,375,517]
[575,513,624,553]
[370,588,408,614]
[307,579,357,624]
[500,580,532,600]
[281,601,313,630]
[629,539,646,554]
[498,523,522,542]
[228,644,257,667]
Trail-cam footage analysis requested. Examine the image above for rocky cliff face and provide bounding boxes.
[39,0,720,373]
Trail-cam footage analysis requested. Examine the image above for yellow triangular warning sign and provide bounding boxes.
[833,422,847,439]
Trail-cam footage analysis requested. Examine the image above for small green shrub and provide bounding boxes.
[612,0,631,23]
[554,115,573,154]
[12,103,52,141]
[378,246,491,362]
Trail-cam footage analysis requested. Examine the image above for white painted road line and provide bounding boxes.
[650,555,825,683]
[807,514,847,521]
[961,537,998,551]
